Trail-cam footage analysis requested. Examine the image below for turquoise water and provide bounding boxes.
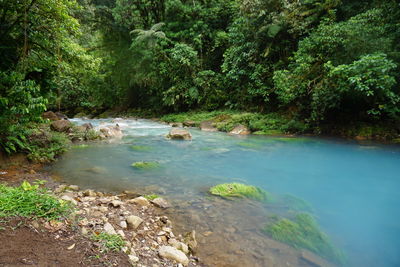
[52,118,400,267]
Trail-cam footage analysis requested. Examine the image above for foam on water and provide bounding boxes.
[52,118,400,267]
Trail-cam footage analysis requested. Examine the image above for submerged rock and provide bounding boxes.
[50,120,72,132]
[184,230,197,251]
[229,124,251,135]
[131,161,160,170]
[158,246,189,266]
[167,129,192,140]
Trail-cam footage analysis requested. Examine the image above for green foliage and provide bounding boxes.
[131,161,160,169]
[0,181,72,220]
[143,194,159,201]
[264,214,345,264]
[91,232,126,252]
[273,8,399,122]
[209,183,269,201]
[26,125,70,163]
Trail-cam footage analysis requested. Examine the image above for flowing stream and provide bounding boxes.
[51,118,400,267]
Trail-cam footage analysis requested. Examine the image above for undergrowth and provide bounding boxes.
[0,181,72,220]
[92,232,126,252]
[160,111,309,135]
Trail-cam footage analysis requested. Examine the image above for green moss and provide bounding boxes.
[143,194,159,200]
[264,214,345,264]
[130,145,152,151]
[209,183,269,201]
[131,161,160,169]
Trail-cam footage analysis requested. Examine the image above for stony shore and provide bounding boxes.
[0,162,203,267]
[54,184,201,266]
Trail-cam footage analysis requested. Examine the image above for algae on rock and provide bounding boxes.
[131,161,160,169]
[209,183,269,201]
[264,213,345,264]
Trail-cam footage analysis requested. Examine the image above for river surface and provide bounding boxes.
[51,118,400,267]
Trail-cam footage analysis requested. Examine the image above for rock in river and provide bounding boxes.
[167,129,192,140]
[158,245,189,266]
[229,124,251,135]
[151,197,171,208]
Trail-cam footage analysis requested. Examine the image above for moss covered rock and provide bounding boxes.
[264,214,344,264]
[131,161,160,169]
[209,183,269,201]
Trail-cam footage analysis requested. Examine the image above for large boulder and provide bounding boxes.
[200,120,218,132]
[167,129,192,140]
[50,120,72,132]
[158,246,189,266]
[42,111,59,121]
[229,124,251,135]
[99,125,123,138]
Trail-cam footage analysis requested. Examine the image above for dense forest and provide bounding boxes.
[1,0,400,153]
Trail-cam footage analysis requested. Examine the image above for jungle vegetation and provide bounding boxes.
[1,0,400,153]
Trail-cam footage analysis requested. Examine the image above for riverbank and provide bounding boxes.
[0,160,202,267]
[71,108,400,143]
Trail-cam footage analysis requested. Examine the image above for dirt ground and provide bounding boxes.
[0,156,131,267]
[0,218,131,267]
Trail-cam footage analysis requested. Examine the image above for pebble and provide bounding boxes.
[120,220,128,229]
[104,222,117,235]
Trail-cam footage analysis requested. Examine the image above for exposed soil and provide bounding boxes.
[0,219,130,267]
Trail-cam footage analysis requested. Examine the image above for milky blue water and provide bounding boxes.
[52,118,400,267]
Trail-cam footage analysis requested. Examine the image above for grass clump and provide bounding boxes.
[92,232,125,252]
[264,213,344,264]
[130,145,152,151]
[209,183,269,201]
[143,194,159,200]
[131,161,160,169]
[0,181,72,220]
